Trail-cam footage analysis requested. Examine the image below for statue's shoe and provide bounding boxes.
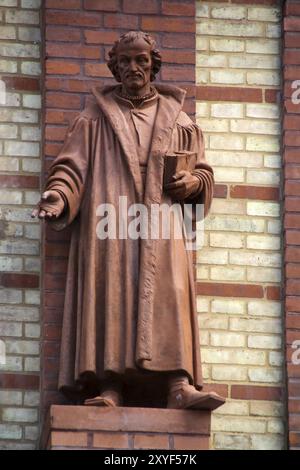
[84,390,122,407]
[167,384,225,411]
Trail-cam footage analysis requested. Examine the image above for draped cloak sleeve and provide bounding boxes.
[44,114,91,231]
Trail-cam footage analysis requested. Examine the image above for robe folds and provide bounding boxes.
[45,83,214,391]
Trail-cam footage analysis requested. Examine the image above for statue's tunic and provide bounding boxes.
[45,84,214,391]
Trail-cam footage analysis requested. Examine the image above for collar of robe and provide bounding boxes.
[113,86,159,109]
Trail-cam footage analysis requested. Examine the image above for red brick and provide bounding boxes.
[45,110,77,125]
[284,115,300,130]
[45,226,71,242]
[51,432,88,447]
[289,400,300,414]
[104,13,138,29]
[266,286,281,300]
[284,66,300,81]
[161,49,195,65]
[161,65,194,82]
[43,357,60,375]
[284,50,300,65]
[162,33,195,49]
[196,282,263,298]
[43,374,59,392]
[285,149,300,164]
[1,76,40,92]
[286,131,300,147]
[285,99,300,114]
[0,374,39,390]
[46,44,101,60]
[142,16,195,33]
[0,175,39,188]
[0,273,39,288]
[45,243,69,257]
[265,89,280,103]
[231,385,283,401]
[123,0,159,14]
[286,230,300,244]
[230,185,279,201]
[196,86,262,103]
[284,17,300,32]
[44,324,61,341]
[44,293,65,309]
[286,313,300,329]
[47,11,102,27]
[173,435,208,450]
[285,181,300,196]
[285,33,300,48]
[93,431,129,449]
[287,364,300,379]
[84,30,119,45]
[203,383,228,398]
[286,165,300,180]
[286,263,300,278]
[46,26,81,42]
[286,296,300,312]
[46,77,101,93]
[286,2,300,15]
[162,1,194,16]
[45,273,66,291]
[45,126,68,142]
[182,98,195,115]
[46,93,81,109]
[43,341,61,358]
[45,143,62,157]
[85,63,112,78]
[46,0,80,8]
[46,61,80,76]
[214,184,227,198]
[288,381,300,397]
[287,280,300,295]
[43,308,63,324]
[285,215,300,230]
[84,0,119,11]
[289,432,300,447]
[133,433,169,450]
[289,414,300,430]
[45,258,68,274]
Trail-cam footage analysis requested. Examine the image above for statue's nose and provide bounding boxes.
[128,60,138,71]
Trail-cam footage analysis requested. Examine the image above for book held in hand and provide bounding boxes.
[163,151,197,186]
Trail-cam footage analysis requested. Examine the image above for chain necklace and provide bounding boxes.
[118,87,156,102]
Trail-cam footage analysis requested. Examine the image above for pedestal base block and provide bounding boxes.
[42,405,211,450]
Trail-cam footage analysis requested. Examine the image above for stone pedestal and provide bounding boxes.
[42,405,211,450]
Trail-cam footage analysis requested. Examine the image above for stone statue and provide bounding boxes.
[32,31,225,411]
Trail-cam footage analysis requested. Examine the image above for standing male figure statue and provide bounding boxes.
[33,31,225,411]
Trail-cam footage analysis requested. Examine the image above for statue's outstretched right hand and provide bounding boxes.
[31,190,65,219]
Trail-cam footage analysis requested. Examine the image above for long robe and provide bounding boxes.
[45,83,214,392]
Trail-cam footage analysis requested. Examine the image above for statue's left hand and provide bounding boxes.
[164,170,200,201]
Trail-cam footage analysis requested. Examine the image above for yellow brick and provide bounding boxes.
[210,233,245,249]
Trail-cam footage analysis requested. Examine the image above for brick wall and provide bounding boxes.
[283,0,300,451]
[0,0,41,450]
[42,0,196,422]
[1,0,295,452]
[196,0,285,450]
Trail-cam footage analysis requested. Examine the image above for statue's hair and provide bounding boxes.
[107,31,162,82]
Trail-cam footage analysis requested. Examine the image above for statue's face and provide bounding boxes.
[116,38,152,91]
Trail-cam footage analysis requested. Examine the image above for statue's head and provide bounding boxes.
[107,31,162,91]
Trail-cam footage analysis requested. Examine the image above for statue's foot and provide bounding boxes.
[84,389,122,407]
[167,384,225,411]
